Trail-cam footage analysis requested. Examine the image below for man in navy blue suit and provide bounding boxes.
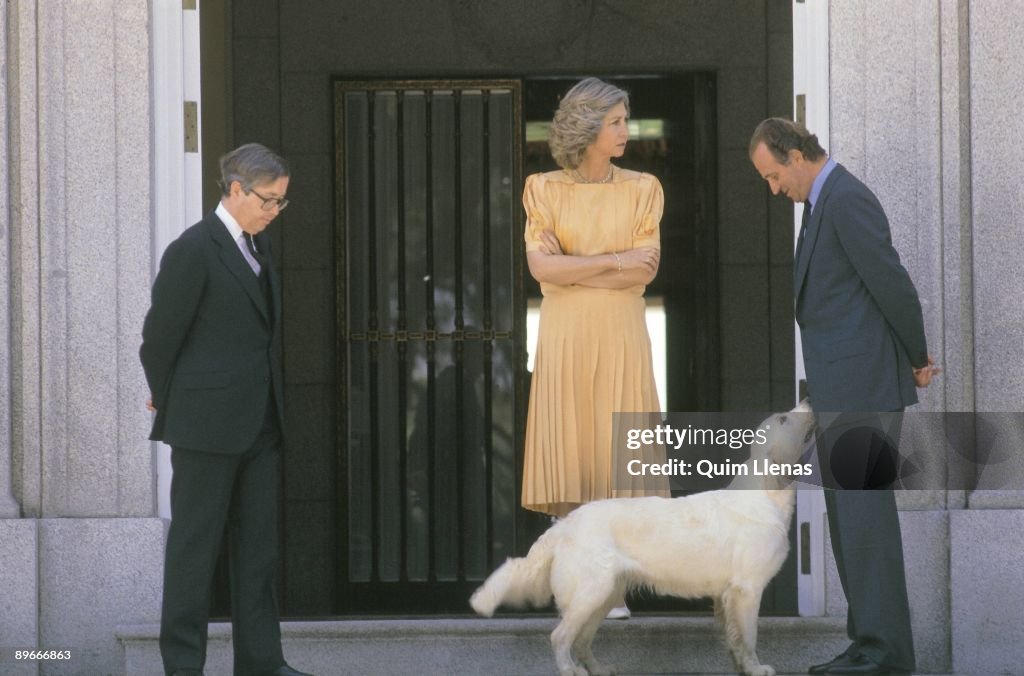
[141,144,312,676]
[749,118,938,675]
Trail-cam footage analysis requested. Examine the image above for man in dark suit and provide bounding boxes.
[140,143,312,676]
[749,118,938,675]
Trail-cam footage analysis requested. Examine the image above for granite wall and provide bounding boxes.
[2,2,165,674]
[828,1,1024,672]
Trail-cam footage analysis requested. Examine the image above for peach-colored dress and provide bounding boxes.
[521,167,669,517]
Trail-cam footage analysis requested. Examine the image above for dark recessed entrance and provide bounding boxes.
[324,75,794,617]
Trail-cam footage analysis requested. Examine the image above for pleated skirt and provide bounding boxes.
[522,286,669,517]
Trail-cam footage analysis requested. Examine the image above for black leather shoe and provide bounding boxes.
[259,665,314,676]
[824,654,910,674]
[809,653,857,674]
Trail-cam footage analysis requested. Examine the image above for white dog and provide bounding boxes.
[470,401,815,676]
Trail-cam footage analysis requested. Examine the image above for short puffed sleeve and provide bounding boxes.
[523,173,554,252]
[632,174,664,249]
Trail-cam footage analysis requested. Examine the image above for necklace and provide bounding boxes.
[571,165,614,184]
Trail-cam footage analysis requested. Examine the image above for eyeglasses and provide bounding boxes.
[246,187,290,212]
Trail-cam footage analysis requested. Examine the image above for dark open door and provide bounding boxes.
[334,80,526,612]
[333,74,793,616]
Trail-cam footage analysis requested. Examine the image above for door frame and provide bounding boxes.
[793,0,830,618]
[151,0,204,518]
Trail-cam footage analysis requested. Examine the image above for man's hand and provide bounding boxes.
[913,355,941,388]
[146,397,157,412]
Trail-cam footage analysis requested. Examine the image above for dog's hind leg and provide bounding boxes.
[712,594,725,630]
[551,574,619,676]
[721,584,775,676]
[572,583,622,676]
[550,615,588,676]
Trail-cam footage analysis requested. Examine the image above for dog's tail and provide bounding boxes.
[469,525,558,617]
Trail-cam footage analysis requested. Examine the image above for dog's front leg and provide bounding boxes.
[721,584,775,676]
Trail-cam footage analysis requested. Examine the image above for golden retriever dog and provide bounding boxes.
[470,401,815,676]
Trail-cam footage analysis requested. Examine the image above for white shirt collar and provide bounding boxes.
[215,201,246,241]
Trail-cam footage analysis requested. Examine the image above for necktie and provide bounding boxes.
[240,233,263,276]
[795,201,811,261]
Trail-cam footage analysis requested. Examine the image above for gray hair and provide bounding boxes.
[548,78,630,170]
[748,117,827,164]
[218,143,290,195]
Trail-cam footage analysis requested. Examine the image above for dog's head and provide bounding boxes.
[750,399,816,467]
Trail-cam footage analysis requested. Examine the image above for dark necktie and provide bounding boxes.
[244,233,273,317]
[795,200,811,262]
[245,233,266,274]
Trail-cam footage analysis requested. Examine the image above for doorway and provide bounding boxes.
[522,74,720,413]
[331,75,751,615]
[191,0,797,624]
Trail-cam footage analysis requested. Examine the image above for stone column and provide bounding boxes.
[7,0,156,518]
[3,2,166,674]
[964,0,1024,501]
[951,3,1024,670]
[0,0,21,519]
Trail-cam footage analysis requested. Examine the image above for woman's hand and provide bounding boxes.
[538,228,564,256]
[527,229,660,287]
[615,247,660,276]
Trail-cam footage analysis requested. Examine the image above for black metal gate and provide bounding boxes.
[334,80,527,612]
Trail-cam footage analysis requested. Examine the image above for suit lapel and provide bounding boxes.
[207,215,271,323]
[794,164,845,300]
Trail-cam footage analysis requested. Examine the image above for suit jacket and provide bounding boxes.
[794,163,927,412]
[140,210,285,453]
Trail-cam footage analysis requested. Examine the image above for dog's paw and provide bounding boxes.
[558,666,589,676]
[745,665,775,676]
[587,665,616,676]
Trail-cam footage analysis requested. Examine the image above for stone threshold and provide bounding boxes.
[118,615,934,675]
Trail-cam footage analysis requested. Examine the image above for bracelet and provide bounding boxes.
[612,252,622,272]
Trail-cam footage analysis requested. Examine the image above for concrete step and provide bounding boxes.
[119,615,858,675]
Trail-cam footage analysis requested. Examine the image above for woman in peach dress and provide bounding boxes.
[521,77,669,558]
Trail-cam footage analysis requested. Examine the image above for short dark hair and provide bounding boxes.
[218,143,289,195]
[748,117,826,164]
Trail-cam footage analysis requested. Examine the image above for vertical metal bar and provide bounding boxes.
[367,91,381,583]
[424,91,437,583]
[452,90,466,580]
[396,91,409,582]
[481,90,495,570]
[509,82,526,559]
[334,82,351,608]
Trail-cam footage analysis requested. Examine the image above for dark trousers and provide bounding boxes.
[817,413,915,672]
[160,410,285,676]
